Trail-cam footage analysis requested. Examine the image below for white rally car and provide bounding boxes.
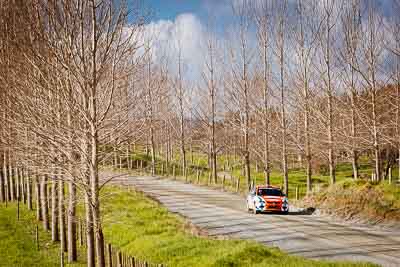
[247,185,289,214]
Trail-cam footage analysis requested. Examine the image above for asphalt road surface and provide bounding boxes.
[107,173,400,267]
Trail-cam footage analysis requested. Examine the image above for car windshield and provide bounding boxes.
[257,188,283,196]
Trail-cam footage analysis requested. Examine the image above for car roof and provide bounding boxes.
[256,185,281,190]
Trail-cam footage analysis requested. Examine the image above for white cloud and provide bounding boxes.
[143,13,206,81]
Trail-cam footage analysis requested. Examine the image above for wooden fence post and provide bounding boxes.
[389,167,392,184]
[117,251,122,267]
[36,224,39,250]
[60,249,64,267]
[17,196,20,221]
[295,186,299,200]
[185,168,188,183]
[108,243,113,267]
[79,219,84,247]
[196,169,200,184]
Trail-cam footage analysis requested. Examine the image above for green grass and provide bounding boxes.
[100,186,376,267]
[0,202,84,267]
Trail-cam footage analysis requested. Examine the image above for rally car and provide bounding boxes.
[246,185,289,214]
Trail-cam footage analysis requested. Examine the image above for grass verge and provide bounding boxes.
[0,202,84,267]
[301,179,400,225]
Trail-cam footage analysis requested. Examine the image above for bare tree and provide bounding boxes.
[341,0,362,180]
[292,0,321,193]
[254,0,272,185]
[228,0,253,189]
[274,0,289,195]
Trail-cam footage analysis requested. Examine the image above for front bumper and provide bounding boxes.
[263,202,289,212]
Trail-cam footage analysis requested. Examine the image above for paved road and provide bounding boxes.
[108,174,400,267]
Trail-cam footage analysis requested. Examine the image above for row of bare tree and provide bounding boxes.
[131,0,400,196]
[0,1,147,266]
[1,1,400,266]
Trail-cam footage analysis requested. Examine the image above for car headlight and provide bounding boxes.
[283,197,289,205]
[255,196,265,204]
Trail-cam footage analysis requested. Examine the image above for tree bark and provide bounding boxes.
[35,174,42,221]
[40,175,49,231]
[51,173,59,241]
[1,151,6,202]
[9,159,14,201]
[27,171,32,210]
[59,174,66,252]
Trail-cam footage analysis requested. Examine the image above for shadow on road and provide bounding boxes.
[289,207,316,215]
[259,207,316,216]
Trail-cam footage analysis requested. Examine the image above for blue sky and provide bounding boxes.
[143,0,234,24]
[143,0,395,21]
[145,0,204,20]
[136,0,396,83]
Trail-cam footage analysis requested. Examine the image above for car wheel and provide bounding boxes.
[246,202,252,213]
[253,202,258,215]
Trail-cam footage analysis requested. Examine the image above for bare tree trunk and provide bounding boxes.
[35,174,42,221]
[90,4,105,265]
[83,127,95,267]
[372,89,380,179]
[20,169,25,204]
[51,173,59,241]
[395,45,400,181]
[59,174,66,252]
[324,1,336,184]
[67,84,77,262]
[350,91,359,179]
[9,157,14,201]
[15,167,20,201]
[397,64,400,181]
[85,191,95,267]
[146,47,156,176]
[41,175,49,231]
[262,49,270,186]
[178,48,186,179]
[368,10,381,180]
[277,1,289,196]
[67,173,77,261]
[27,172,32,210]
[1,151,6,202]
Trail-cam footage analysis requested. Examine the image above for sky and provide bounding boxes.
[136,0,396,82]
[144,0,233,22]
